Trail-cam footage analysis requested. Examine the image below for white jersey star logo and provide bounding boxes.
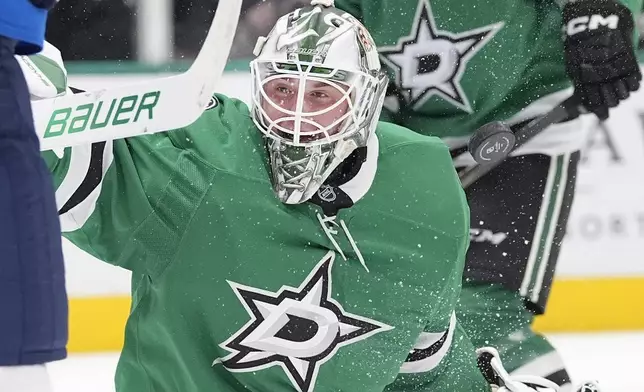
[379,0,504,113]
[213,251,392,392]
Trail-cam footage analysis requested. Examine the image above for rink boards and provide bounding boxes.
[58,61,644,352]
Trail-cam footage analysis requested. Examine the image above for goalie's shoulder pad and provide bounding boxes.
[372,121,469,239]
[167,93,257,161]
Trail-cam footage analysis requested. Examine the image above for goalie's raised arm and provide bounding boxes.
[21,39,252,275]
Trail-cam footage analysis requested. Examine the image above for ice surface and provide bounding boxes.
[48,332,644,392]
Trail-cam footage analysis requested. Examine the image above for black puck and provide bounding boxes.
[468,121,516,164]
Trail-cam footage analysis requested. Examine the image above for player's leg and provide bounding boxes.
[457,150,580,391]
[0,35,67,391]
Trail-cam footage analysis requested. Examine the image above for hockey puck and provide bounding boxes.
[468,121,516,164]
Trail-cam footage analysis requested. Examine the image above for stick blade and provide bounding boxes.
[35,0,243,151]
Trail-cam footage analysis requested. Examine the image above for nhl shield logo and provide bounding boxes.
[317,185,336,202]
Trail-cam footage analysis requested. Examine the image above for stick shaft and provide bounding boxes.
[459,96,581,188]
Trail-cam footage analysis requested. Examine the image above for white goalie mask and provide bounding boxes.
[250,2,388,204]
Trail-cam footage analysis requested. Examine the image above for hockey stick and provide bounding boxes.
[460,96,582,188]
[33,0,242,152]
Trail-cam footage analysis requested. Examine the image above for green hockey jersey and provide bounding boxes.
[44,95,490,391]
[336,0,643,139]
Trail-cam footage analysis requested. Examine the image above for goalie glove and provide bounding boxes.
[17,40,69,158]
[477,347,561,392]
[16,41,68,100]
[562,0,641,120]
[477,347,603,392]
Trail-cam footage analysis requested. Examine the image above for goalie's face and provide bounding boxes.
[251,60,372,147]
[247,3,389,204]
[260,75,352,143]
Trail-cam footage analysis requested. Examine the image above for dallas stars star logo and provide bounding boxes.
[213,251,392,392]
[379,0,504,113]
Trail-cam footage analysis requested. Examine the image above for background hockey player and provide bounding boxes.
[0,0,68,391]
[21,1,585,391]
[335,0,643,389]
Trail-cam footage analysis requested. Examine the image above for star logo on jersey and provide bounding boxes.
[379,0,504,113]
[213,251,392,392]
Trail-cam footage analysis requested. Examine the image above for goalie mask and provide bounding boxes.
[250,1,388,204]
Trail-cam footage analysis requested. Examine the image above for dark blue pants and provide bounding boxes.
[0,35,67,365]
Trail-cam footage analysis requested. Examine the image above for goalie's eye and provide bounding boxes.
[268,79,297,97]
[309,91,329,99]
[277,86,293,95]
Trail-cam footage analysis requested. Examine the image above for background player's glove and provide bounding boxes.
[562,0,641,120]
